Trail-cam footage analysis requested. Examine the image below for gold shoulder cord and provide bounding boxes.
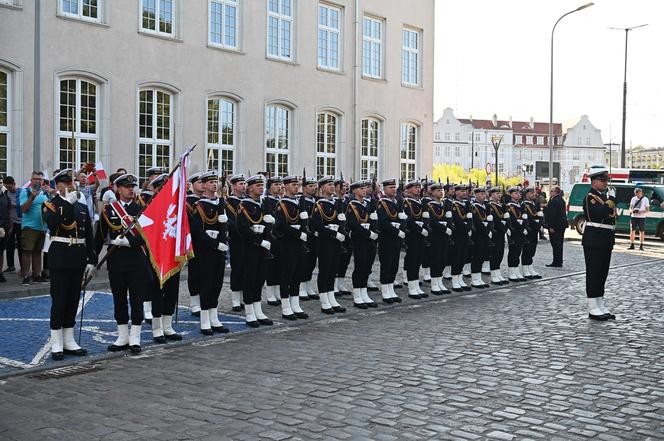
[196,203,219,225]
[240,204,264,225]
[349,202,368,223]
[279,201,300,224]
[315,201,337,223]
[102,209,124,232]
[226,202,237,216]
[472,204,486,222]
[380,200,398,220]
[429,201,444,220]
[405,199,422,218]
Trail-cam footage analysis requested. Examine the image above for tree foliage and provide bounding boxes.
[432,163,522,188]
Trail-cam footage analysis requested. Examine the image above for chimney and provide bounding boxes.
[509,116,512,128]
[529,117,534,129]
[469,115,473,122]
[492,114,497,127]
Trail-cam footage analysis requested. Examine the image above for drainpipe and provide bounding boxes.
[353,0,359,177]
[33,0,41,170]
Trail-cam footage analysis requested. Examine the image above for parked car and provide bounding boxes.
[566,182,664,240]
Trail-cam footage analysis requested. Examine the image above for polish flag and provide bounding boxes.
[95,161,108,181]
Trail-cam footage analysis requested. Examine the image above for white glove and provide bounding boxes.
[466,213,473,219]
[361,223,370,230]
[517,219,523,225]
[468,231,472,237]
[369,212,378,221]
[263,214,275,224]
[398,231,406,239]
[0,227,4,238]
[446,228,452,236]
[335,233,345,242]
[415,221,424,228]
[102,189,117,204]
[390,222,401,229]
[291,224,301,230]
[217,242,229,252]
[65,190,79,205]
[537,211,544,217]
[607,187,616,198]
[83,264,96,283]
[327,223,339,232]
[482,222,488,227]
[421,229,429,237]
[503,212,510,219]
[501,220,507,226]
[299,232,307,242]
[206,230,219,239]
[218,214,228,223]
[523,229,528,235]
[369,231,378,241]
[337,213,346,222]
[299,211,309,220]
[445,211,452,219]
[112,236,130,247]
[486,215,494,222]
[521,214,528,220]
[488,231,493,239]
[422,212,430,219]
[398,212,408,220]
[252,224,265,234]
[260,240,271,250]
[507,229,512,237]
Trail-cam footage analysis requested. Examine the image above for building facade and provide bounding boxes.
[626,146,664,169]
[0,0,434,183]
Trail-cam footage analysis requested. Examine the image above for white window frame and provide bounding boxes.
[56,78,100,172]
[59,0,102,22]
[207,97,236,174]
[362,15,383,79]
[267,0,294,61]
[360,117,380,180]
[208,0,240,50]
[140,0,175,37]
[137,88,173,185]
[0,69,10,176]
[400,123,418,181]
[265,104,290,176]
[316,112,338,177]
[402,27,420,86]
[0,0,22,8]
[317,3,341,71]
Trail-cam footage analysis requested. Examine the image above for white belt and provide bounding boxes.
[51,236,86,245]
[585,222,615,231]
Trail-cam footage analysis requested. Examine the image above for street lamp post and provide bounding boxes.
[549,3,594,191]
[491,135,503,187]
[609,24,648,168]
[522,164,527,183]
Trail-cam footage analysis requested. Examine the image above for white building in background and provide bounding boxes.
[0,0,434,183]
[433,108,605,190]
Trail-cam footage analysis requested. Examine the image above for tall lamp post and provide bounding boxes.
[609,24,648,168]
[549,3,594,190]
[491,135,503,186]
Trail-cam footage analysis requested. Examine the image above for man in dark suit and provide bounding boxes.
[544,186,569,267]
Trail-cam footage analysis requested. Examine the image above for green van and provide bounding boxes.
[566,183,664,240]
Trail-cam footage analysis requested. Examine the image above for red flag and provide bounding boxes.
[95,161,108,180]
[137,156,193,287]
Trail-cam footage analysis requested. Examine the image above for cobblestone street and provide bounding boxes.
[1,240,663,440]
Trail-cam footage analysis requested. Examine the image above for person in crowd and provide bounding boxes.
[628,187,649,251]
[544,186,568,267]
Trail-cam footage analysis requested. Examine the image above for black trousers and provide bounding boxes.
[507,240,523,267]
[242,245,266,304]
[378,237,400,284]
[279,239,303,298]
[490,232,506,270]
[300,237,318,283]
[583,246,612,298]
[404,235,424,281]
[318,237,341,293]
[421,243,431,269]
[265,241,280,286]
[49,268,84,329]
[198,250,225,309]
[152,272,181,317]
[429,234,445,278]
[451,234,468,275]
[550,229,565,265]
[187,257,200,298]
[471,238,489,273]
[522,232,538,265]
[336,241,352,278]
[109,269,145,325]
[351,238,374,288]
[229,232,244,291]
[6,223,21,268]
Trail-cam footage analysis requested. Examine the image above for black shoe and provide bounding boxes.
[0,274,6,283]
[365,301,378,308]
[299,296,311,301]
[129,345,142,354]
[107,343,129,352]
[165,332,183,340]
[393,283,403,289]
[353,302,368,309]
[21,276,31,286]
[392,296,402,303]
[200,328,214,336]
[491,281,502,285]
[212,326,229,334]
[431,290,443,296]
[246,320,260,328]
[231,306,242,312]
[419,292,429,298]
[4,266,15,273]
[191,310,200,317]
[531,274,542,280]
[153,335,167,344]
[639,245,644,251]
[258,318,274,326]
[282,313,298,321]
[309,294,320,300]
[34,276,49,283]
[588,313,610,321]
[63,348,87,356]
[367,286,379,292]
[462,286,472,291]
[545,263,562,268]
[267,300,281,306]
[383,297,395,304]
[408,294,421,300]
[51,352,64,361]
[294,312,309,319]
[628,243,635,250]
[321,308,335,314]
[451,287,463,293]
[524,275,535,280]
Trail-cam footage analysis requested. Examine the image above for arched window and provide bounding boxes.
[400,123,418,181]
[316,112,337,177]
[207,96,236,174]
[0,69,9,175]
[265,104,290,175]
[57,77,99,170]
[137,88,173,184]
[361,117,380,179]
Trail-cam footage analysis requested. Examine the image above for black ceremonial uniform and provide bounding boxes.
[311,198,343,294]
[274,197,306,300]
[426,199,450,284]
[376,197,405,287]
[43,195,97,331]
[403,198,427,284]
[238,198,271,305]
[185,193,201,310]
[451,199,471,277]
[347,199,378,290]
[470,201,491,279]
[582,188,616,299]
[334,195,352,287]
[299,195,318,290]
[262,195,281,289]
[488,200,508,272]
[420,194,433,279]
[506,200,528,281]
[226,195,244,294]
[522,199,541,269]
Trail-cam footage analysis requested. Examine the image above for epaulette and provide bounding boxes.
[43,200,56,213]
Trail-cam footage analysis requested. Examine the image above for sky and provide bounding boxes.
[434,0,663,148]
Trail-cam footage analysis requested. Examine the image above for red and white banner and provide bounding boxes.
[95,161,108,181]
[137,151,194,287]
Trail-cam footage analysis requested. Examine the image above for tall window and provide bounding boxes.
[361,118,379,179]
[316,112,337,177]
[138,89,172,184]
[209,0,239,49]
[0,70,8,175]
[58,78,99,171]
[265,105,289,176]
[362,16,383,78]
[60,0,100,21]
[400,123,417,181]
[318,4,340,70]
[267,0,293,60]
[402,28,420,85]
[141,0,173,36]
[207,97,235,174]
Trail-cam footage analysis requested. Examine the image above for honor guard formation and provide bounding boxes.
[38,165,619,360]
